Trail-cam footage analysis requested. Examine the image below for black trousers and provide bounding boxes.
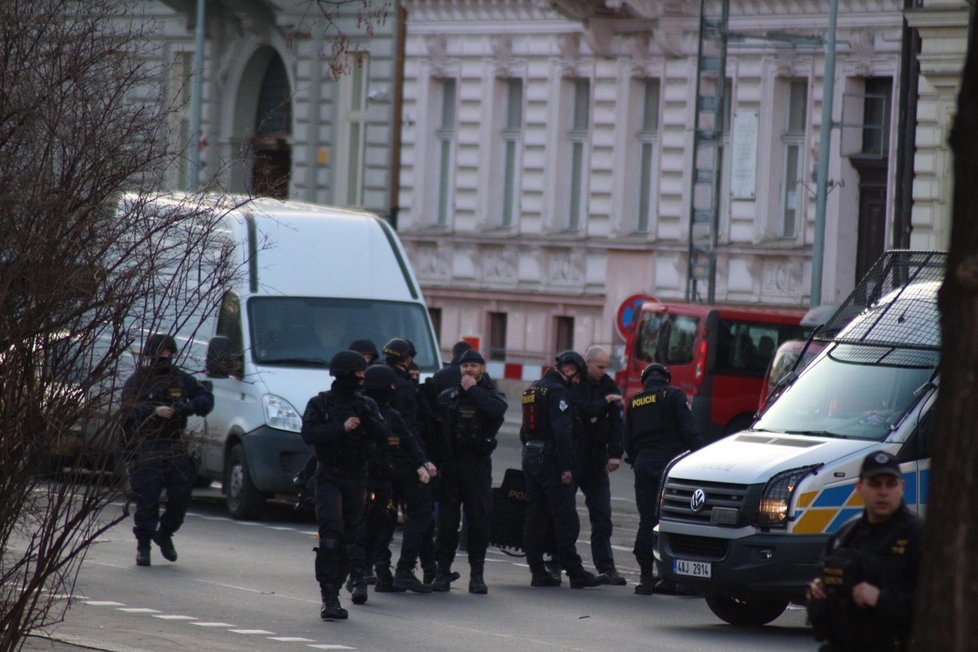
[435,454,492,568]
[631,449,664,571]
[130,440,193,543]
[315,473,367,590]
[575,445,615,573]
[522,443,584,577]
[361,463,432,573]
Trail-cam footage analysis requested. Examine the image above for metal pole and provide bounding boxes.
[811,0,838,308]
[188,0,206,190]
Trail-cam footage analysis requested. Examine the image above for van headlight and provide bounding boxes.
[263,394,302,433]
[755,465,819,527]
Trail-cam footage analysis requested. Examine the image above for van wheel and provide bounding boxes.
[705,594,788,626]
[225,444,266,520]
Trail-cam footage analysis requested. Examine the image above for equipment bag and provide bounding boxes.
[489,468,528,553]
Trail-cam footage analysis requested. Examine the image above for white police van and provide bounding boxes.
[655,250,943,626]
[180,196,440,519]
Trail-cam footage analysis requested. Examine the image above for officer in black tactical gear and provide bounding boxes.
[520,351,602,589]
[570,346,626,586]
[379,336,439,590]
[624,362,702,594]
[301,351,387,620]
[430,349,507,594]
[122,334,213,567]
[806,451,922,652]
[294,339,382,510]
[351,364,434,601]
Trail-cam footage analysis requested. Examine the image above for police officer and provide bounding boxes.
[570,346,626,585]
[348,339,380,364]
[293,339,380,509]
[624,363,702,594]
[300,351,387,620]
[431,349,508,594]
[806,451,922,651]
[352,365,434,601]
[122,334,213,567]
[379,337,439,589]
[521,351,601,589]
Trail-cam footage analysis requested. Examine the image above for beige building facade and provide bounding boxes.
[395,0,967,370]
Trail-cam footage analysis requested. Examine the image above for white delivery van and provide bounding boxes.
[187,197,440,519]
[655,250,944,626]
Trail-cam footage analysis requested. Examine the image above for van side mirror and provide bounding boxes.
[206,336,242,379]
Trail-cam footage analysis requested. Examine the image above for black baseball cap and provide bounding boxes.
[859,451,901,480]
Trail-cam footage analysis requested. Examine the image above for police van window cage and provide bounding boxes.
[247,297,438,372]
[636,313,697,365]
[815,250,946,350]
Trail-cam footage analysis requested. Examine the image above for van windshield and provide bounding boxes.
[753,343,936,441]
[247,297,438,372]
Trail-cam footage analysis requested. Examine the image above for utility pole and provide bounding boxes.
[188,0,206,190]
[811,0,839,308]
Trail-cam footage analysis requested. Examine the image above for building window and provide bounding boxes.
[428,307,442,347]
[862,77,892,157]
[169,51,193,190]
[488,312,507,361]
[500,78,524,228]
[636,78,660,232]
[567,79,590,231]
[435,78,457,227]
[554,316,574,353]
[335,52,369,206]
[780,79,807,238]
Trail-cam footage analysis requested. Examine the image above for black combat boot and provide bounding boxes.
[393,567,433,593]
[320,585,348,620]
[598,568,628,586]
[350,578,368,605]
[568,570,602,589]
[374,564,402,592]
[422,562,438,585]
[634,565,656,595]
[468,561,487,595]
[530,564,562,587]
[430,562,453,592]
[136,542,151,567]
[152,530,178,562]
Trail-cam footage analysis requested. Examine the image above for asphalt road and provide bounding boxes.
[23,413,815,652]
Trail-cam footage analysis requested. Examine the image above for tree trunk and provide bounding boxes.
[913,6,978,651]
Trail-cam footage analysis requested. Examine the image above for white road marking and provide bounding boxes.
[117,608,159,613]
[229,629,276,635]
[84,601,124,606]
[307,645,356,650]
[152,615,197,621]
[191,622,237,628]
[269,636,316,642]
[267,526,297,531]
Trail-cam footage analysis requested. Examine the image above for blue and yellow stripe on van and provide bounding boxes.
[789,468,928,535]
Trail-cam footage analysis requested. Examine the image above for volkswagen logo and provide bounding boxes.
[690,488,706,512]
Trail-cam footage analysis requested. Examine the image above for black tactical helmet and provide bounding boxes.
[363,364,398,391]
[383,337,416,363]
[641,363,671,384]
[554,350,587,381]
[143,333,178,357]
[348,339,379,361]
[330,350,369,377]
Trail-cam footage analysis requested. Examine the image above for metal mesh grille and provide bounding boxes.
[815,250,946,351]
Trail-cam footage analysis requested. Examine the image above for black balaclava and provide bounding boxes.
[331,374,363,395]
